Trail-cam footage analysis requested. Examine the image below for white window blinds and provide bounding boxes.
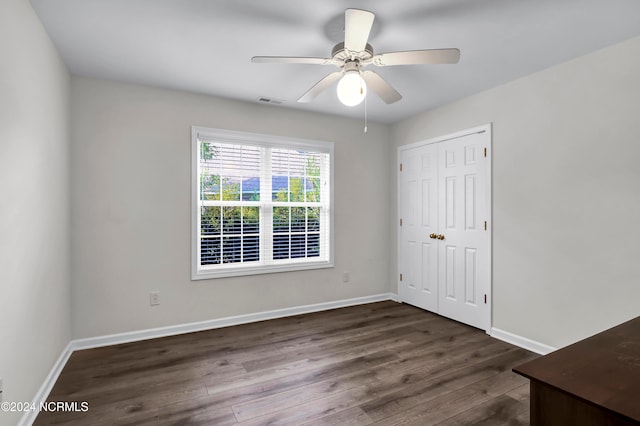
[192,127,333,279]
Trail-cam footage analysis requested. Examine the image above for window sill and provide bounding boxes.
[191,260,334,280]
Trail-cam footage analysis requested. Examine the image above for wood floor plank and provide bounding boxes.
[368,344,533,412]
[34,301,537,425]
[436,394,530,425]
[204,349,400,395]
[46,357,243,410]
[90,398,239,426]
[365,334,514,392]
[199,350,398,415]
[40,378,209,425]
[240,324,417,373]
[231,369,375,422]
[505,382,530,402]
[298,406,373,426]
[371,370,530,426]
[236,385,375,426]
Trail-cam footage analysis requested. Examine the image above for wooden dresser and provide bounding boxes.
[513,316,640,426]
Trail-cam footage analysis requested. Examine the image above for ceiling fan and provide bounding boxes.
[252,8,460,107]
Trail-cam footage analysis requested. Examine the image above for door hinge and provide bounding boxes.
[484,221,487,231]
[400,218,403,226]
[483,147,487,157]
[484,294,487,304]
[400,273,403,282]
[399,163,403,172]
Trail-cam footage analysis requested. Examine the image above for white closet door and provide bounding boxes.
[437,132,490,330]
[399,143,438,312]
[398,127,491,331]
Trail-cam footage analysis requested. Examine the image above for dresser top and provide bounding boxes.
[514,316,640,422]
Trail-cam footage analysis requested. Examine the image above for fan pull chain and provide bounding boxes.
[364,92,368,134]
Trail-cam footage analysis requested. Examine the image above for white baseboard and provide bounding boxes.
[490,327,557,355]
[71,293,397,351]
[19,341,74,426]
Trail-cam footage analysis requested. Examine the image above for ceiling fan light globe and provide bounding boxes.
[337,71,367,106]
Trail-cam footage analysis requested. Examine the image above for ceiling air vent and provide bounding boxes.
[256,97,284,105]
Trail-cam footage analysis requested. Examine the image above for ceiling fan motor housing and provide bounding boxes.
[331,42,374,63]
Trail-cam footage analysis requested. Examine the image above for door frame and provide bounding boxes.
[397,123,492,331]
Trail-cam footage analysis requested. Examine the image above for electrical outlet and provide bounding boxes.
[342,271,350,283]
[149,291,160,306]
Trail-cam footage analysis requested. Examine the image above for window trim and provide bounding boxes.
[191,126,334,280]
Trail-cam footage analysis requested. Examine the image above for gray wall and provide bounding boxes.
[70,77,391,339]
[0,1,71,425]
[391,35,640,349]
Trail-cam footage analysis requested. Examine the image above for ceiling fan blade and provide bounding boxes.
[362,70,402,104]
[371,48,460,66]
[344,9,375,52]
[297,71,342,103]
[252,56,337,66]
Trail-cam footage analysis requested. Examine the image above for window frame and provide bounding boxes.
[191,126,334,280]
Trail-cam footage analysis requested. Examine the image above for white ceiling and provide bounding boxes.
[30,0,640,124]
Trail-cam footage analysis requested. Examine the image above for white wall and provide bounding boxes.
[391,35,640,349]
[70,77,391,339]
[0,1,71,425]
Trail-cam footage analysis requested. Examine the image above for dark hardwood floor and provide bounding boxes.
[35,301,537,425]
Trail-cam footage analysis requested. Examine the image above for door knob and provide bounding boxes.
[429,233,437,239]
[437,234,445,240]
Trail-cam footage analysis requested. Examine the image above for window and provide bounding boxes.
[192,127,333,279]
